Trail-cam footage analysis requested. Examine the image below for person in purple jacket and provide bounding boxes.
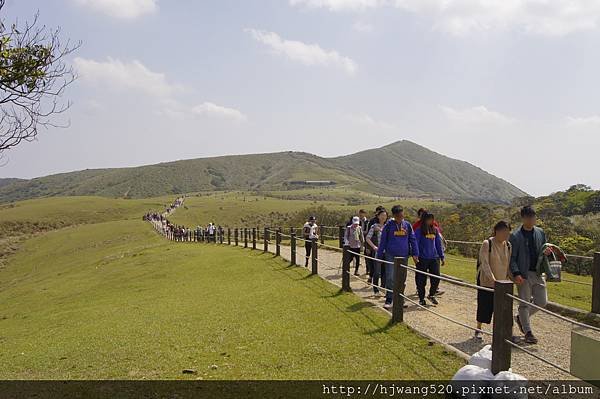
[414,212,445,306]
[376,205,419,310]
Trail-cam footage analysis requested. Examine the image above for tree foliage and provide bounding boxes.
[0,1,79,155]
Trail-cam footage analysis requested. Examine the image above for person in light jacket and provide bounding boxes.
[474,221,512,340]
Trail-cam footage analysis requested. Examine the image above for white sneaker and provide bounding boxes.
[383,303,392,310]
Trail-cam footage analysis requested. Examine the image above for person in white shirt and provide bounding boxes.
[302,216,319,267]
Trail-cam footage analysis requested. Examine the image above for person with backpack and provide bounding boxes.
[414,212,445,306]
[376,205,419,310]
[345,216,365,275]
[303,216,319,267]
[509,206,551,344]
[366,209,388,295]
[474,221,512,340]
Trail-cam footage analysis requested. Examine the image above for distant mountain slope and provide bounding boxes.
[0,178,25,189]
[332,141,526,202]
[0,141,527,203]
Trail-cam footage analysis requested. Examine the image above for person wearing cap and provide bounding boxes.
[303,216,319,267]
[377,205,419,309]
[344,216,365,275]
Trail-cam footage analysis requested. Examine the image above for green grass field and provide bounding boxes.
[0,217,463,379]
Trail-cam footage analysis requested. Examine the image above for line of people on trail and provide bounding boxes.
[303,204,556,346]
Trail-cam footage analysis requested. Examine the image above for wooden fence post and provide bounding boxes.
[252,228,257,250]
[491,280,514,374]
[276,230,281,257]
[391,257,407,323]
[227,228,231,245]
[234,228,238,246]
[320,225,325,245]
[592,252,600,314]
[338,226,344,249]
[264,227,269,253]
[342,246,351,292]
[311,238,318,275]
[291,232,297,266]
[244,228,248,248]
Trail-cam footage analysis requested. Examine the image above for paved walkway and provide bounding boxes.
[239,239,592,380]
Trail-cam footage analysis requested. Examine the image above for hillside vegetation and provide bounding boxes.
[0,217,462,379]
[0,140,526,204]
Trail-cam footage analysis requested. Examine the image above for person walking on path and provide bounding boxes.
[474,221,512,340]
[414,212,445,307]
[345,216,365,276]
[366,209,388,295]
[303,216,319,267]
[377,205,419,310]
[509,206,551,344]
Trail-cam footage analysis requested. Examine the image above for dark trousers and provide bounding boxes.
[416,258,441,301]
[476,274,494,324]
[349,247,361,273]
[365,249,374,277]
[305,241,312,266]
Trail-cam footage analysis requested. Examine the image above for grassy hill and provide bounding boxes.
[0,141,526,204]
[0,206,462,379]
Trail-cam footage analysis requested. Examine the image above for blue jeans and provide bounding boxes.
[384,253,408,304]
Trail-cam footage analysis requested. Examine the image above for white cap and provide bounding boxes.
[352,216,360,225]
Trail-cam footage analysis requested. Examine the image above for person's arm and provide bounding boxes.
[344,226,350,246]
[408,223,419,260]
[478,240,495,282]
[508,233,521,278]
[376,224,388,259]
[435,232,445,262]
[359,227,365,246]
[366,227,377,251]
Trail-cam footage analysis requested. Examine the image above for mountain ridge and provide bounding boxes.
[0,140,526,203]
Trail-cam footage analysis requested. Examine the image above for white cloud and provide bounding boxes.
[565,115,600,127]
[247,29,357,76]
[73,57,182,98]
[192,102,248,122]
[440,105,514,124]
[290,0,386,11]
[290,0,600,36]
[353,21,374,32]
[346,113,394,129]
[74,57,246,123]
[73,0,158,19]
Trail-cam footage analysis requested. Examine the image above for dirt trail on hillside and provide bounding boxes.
[233,240,596,380]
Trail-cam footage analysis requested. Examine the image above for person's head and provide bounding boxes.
[359,209,367,219]
[493,220,512,242]
[376,209,388,224]
[375,205,385,214]
[520,206,537,229]
[391,205,404,221]
[308,215,316,225]
[420,212,435,234]
[417,208,427,218]
[352,216,360,226]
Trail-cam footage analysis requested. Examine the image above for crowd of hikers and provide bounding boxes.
[146,196,562,346]
[302,204,560,345]
[143,197,224,242]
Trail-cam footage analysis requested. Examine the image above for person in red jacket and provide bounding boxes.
[413,208,443,233]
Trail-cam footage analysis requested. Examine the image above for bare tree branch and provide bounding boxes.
[0,3,80,154]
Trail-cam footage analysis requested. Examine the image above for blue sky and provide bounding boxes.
[2,0,600,196]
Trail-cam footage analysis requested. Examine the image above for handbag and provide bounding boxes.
[546,252,562,282]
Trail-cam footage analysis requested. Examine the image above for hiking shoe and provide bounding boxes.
[419,299,427,307]
[354,271,359,276]
[524,331,538,344]
[383,303,392,310]
[427,296,439,305]
[515,315,525,334]
[434,289,445,296]
[474,331,483,340]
